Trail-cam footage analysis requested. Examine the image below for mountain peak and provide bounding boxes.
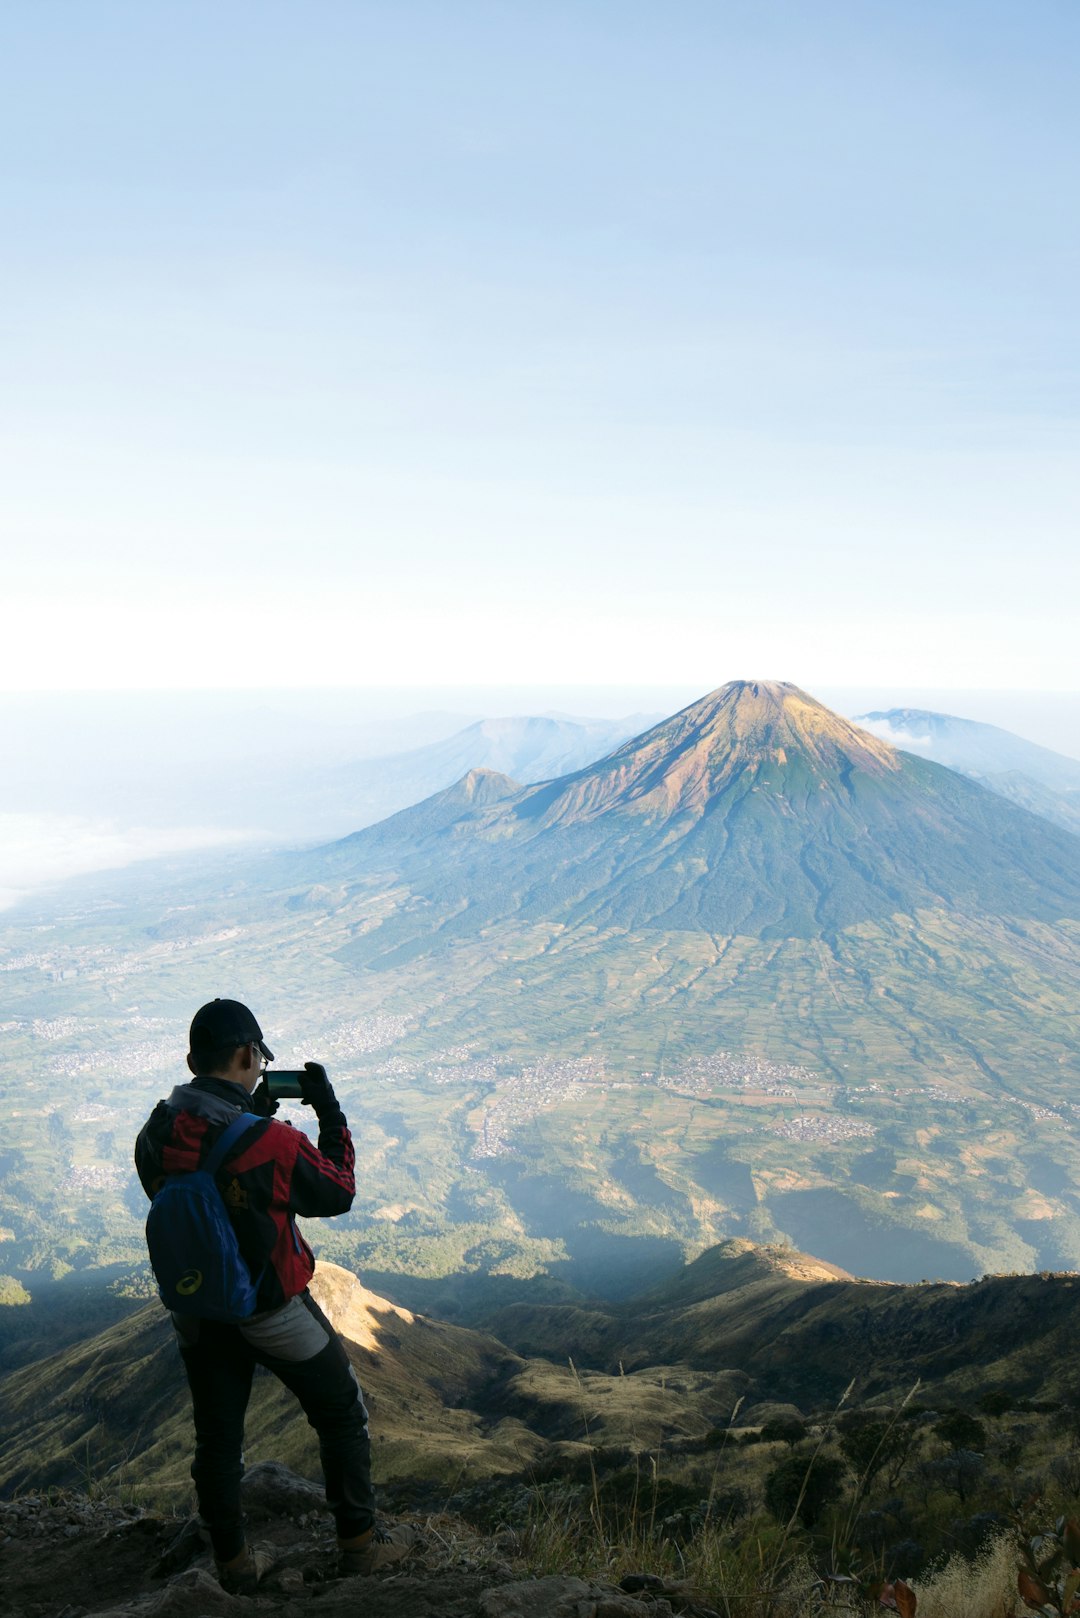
[675,680,898,765]
[457,766,521,799]
[526,678,899,827]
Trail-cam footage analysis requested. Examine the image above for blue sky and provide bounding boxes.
[1,1,1077,690]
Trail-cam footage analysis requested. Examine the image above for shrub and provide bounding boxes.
[934,1412,987,1453]
[760,1417,808,1449]
[764,1451,846,1529]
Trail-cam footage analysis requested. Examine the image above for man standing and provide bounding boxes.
[135,998,415,1592]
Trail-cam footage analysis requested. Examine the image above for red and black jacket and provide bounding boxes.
[135,1076,355,1313]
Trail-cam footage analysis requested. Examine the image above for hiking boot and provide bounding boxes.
[337,1523,420,1576]
[215,1541,277,1594]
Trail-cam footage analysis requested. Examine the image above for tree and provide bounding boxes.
[838,1411,922,1493]
[761,1417,808,1449]
[934,1411,986,1453]
[765,1452,847,1528]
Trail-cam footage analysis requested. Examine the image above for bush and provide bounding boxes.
[760,1417,808,1449]
[839,1410,923,1491]
[764,1452,846,1529]
[978,1391,1013,1418]
[934,1412,986,1453]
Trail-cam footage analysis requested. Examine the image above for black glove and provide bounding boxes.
[250,1079,280,1118]
[299,1061,337,1116]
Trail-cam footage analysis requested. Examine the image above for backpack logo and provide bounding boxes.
[145,1113,264,1323]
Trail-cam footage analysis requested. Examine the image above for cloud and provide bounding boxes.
[855,718,933,752]
[0,814,257,910]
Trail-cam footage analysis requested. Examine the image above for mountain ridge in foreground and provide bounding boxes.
[4,1247,1080,1501]
[5,1248,1080,1615]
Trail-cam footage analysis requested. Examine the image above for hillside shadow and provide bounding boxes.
[687,1143,757,1214]
[480,1160,687,1297]
[552,1227,686,1299]
[772,1189,976,1283]
[356,1266,586,1324]
[360,1224,686,1327]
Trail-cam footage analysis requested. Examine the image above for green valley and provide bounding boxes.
[1,681,1079,1311]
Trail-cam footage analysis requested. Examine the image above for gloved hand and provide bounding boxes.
[250,1079,280,1118]
[299,1061,337,1116]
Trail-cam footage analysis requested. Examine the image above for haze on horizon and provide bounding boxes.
[0,1,1077,696]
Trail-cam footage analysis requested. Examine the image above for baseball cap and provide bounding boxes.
[188,999,275,1062]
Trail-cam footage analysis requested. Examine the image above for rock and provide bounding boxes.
[240,1460,323,1520]
[478,1576,653,1618]
[148,1567,237,1614]
[153,1517,210,1578]
[265,1567,305,1595]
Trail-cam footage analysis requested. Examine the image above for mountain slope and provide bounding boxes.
[0,1264,531,1496]
[482,1237,1080,1407]
[312,714,652,834]
[317,680,1080,946]
[7,1249,1080,1512]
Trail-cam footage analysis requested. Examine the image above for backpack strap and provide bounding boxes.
[203,1112,262,1178]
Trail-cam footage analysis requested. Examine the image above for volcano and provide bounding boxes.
[315,680,1080,942]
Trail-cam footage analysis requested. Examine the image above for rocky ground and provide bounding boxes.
[0,1463,721,1618]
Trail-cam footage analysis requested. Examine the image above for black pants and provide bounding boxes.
[175,1290,375,1561]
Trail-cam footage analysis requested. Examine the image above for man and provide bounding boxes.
[135,998,415,1592]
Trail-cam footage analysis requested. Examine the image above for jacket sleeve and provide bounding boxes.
[287,1101,355,1217]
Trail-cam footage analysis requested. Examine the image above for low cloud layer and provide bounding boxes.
[0,814,257,911]
[855,718,933,752]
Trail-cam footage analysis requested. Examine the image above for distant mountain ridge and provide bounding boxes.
[320,680,1080,942]
[855,706,1080,835]
[314,712,655,835]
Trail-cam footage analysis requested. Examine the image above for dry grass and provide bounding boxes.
[519,1498,819,1618]
[911,1534,1020,1618]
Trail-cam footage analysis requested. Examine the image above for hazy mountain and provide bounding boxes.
[268,679,1080,1279]
[313,680,1080,945]
[856,707,1080,835]
[308,712,653,836]
[0,698,651,904]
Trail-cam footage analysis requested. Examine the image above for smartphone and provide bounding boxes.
[264,1071,307,1101]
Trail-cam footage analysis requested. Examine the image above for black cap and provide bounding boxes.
[189,999,274,1062]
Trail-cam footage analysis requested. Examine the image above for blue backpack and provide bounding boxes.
[146,1112,264,1321]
